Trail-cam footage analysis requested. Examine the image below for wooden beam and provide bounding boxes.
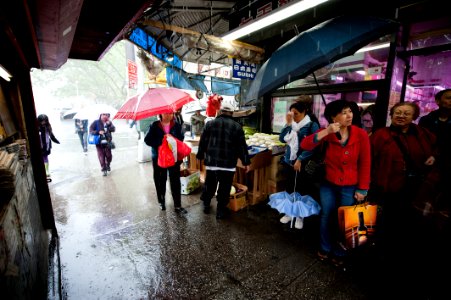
[142,19,265,63]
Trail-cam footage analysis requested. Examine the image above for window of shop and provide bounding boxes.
[271,91,378,133]
[279,36,391,89]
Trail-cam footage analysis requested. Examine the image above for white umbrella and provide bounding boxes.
[73,104,118,121]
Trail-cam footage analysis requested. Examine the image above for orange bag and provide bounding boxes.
[338,203,378,250]
[158,135,175,168]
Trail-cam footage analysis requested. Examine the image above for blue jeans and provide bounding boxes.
[319,181,356,256]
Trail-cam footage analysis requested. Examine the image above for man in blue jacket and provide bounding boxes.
[196,102,250,219]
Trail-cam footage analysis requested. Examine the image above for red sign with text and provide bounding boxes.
[127,60,138,89]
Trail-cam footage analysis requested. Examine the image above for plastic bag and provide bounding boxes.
[88,134,100,145]
[176,139,191,161]
[158,135,176,168]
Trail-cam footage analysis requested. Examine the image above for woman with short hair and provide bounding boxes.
[301,100,371,266]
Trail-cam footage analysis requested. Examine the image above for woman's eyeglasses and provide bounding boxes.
[393,111,413,117]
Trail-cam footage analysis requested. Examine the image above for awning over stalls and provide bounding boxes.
[211,77,240,96]
[166,68,208,92]
[128,27,182,68]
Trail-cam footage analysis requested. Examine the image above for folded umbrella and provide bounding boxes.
[268,191,321,218]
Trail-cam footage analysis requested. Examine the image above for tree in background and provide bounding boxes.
[31,40,128,109]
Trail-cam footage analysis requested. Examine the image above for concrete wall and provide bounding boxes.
[0,162,50,299]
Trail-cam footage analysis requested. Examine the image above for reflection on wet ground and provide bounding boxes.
[48,120,382,299]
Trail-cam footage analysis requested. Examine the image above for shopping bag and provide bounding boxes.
[158,135,176,168]
[338,203,378,250]
[175,139,192,161]
[88,134,100,145]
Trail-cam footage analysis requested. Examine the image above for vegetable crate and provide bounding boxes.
[228,183,248,212]
[180,169,201,195]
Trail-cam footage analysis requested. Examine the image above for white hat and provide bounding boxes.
[221,102,234,112]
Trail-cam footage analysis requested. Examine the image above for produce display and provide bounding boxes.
[245,132,285,149]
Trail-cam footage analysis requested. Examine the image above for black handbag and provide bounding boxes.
[302,142,327,180]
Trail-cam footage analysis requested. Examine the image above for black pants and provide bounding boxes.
[281,162,320,200]
[152,160,182,207]
[201,169,235,213]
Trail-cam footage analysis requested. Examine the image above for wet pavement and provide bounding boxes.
[48,119,384,300]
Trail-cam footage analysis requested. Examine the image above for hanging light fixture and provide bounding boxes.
[222,0,329,41]
[0,65,12,82]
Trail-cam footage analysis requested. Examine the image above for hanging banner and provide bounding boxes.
[232,59,257,80]
[127,60,138,89]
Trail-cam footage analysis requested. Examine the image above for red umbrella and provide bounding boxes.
[113,87,194,120]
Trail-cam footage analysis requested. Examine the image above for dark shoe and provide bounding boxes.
[83,148,87,152]
[107,165,111,171]
[203,206,211,214]
[331,255,345,267]
[175,207,188,214]
[216,209,231,220]
[317,250,329,261]
[159,203,166,211]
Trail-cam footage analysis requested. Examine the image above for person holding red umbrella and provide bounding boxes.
[144,112,188,214]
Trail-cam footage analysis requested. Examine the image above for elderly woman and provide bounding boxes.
[370,101,437,297]
[301,100,371,266]
[370,102,436,209]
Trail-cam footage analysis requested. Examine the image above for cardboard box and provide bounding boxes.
[228,183,248,212]
[180,169,201,195]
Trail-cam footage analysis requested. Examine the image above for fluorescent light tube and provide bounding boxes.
[0,65,12,82]
[222,0,329,41]
[356,42,390,53]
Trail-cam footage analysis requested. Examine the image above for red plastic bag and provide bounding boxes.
[176,139,191,161]
[158,135,175,168]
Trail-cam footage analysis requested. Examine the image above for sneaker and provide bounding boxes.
[317,250,329,261]
[175,207,188,214]
[294,217,304,229]
[280,215,292,224]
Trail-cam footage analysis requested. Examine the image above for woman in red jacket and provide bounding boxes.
[301,100,371,266]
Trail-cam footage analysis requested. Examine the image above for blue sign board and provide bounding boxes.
[128,27,182,69]
[232,58,257,80]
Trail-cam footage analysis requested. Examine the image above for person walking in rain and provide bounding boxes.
[75,118,88,152]
[37,114,60,182]
[89,113,115,176]
[144,112,188,214]
[196,102,250,219]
